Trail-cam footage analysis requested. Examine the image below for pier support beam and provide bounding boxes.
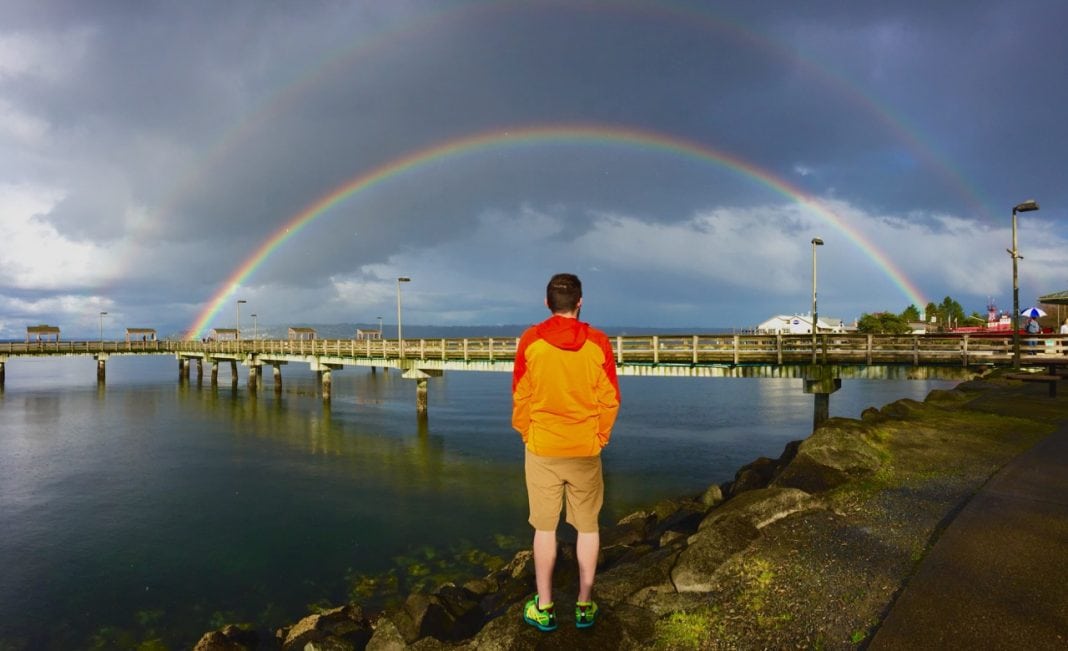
[229,360,238,387]
[272,363,283,394]
[244,355,263,392]
[311,362,342,403]
[211,360,219,386]
[402,367,444,418]
[196,358,204,384]
[416,378,428,415]
[803,365,841,430]
[1,357,7,390]
[95,353,108,384]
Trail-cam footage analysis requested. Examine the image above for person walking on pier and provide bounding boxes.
[512,273,621,632]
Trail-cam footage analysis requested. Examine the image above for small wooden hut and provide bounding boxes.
[288,327,316,341]
[26,325,60,342]
[210,328,238,341]
[125,328,157,343]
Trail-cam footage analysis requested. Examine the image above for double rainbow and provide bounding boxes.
[185,124,926,339]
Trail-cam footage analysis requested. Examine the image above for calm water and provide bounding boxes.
[0,355,955,649]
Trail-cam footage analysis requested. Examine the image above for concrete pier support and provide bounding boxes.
[248,364,259,391]
[416,378,428,416]
[321,368,332,402]
[211,360,219,386]
[178,357,191,382]
[196,358,204,384]
[95,354,108,384]
[229,360,238,387]
[803,365,841,430]
[311,363,341,403]
[0,359,5,390]
[402,367,443,417]
[272,364,282,394]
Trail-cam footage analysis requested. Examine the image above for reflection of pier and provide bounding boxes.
[2,334,1063,425]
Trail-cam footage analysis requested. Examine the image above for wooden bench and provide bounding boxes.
[1006,373,1060,397]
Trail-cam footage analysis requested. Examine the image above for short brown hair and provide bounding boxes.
[546,273,582,313]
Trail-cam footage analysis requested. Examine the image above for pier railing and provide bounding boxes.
[4,333,1066,367]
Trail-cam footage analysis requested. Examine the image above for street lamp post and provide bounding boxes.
[1009,199,1039,369]
[397,277,411,358]
[377,316,383,337]
[811,237,824,363]
[251,313,258,341]
[236,299,247,341]
[99,311,108,342]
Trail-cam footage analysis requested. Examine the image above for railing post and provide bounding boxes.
[693,335,699,366]
[733,335,740,365]
[776,334,783,365]
[961,334,969,366]
[489,338,494,362]
[442,339,447,361]
[463,339,469,362]
[420,339,426,361]
[652,336,659,365]
[867,334,873,365]
[912,336,919,365]
[616,336,623,365]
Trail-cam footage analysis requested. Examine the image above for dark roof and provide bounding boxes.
[1039,290,1068,305]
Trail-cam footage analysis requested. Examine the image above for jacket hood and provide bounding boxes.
[535,314,590,351]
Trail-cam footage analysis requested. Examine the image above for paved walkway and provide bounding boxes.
[870,422,1068,650]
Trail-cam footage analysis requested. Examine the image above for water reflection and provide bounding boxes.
[0,357,958,649]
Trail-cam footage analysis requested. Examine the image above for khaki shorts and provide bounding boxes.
[525,450,604,533]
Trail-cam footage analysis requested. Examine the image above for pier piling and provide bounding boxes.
[803,365,842,430]
[95,354,107,384]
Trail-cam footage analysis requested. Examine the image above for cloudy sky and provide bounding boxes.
[2,0,1066,339]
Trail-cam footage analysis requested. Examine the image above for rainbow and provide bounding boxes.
[185,124,927,339]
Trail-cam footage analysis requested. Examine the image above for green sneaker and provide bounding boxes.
[575,601,598,629]
[523,596,557,632]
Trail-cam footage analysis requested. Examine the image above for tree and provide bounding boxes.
[857,312,913,334]
[939,296,965,328]
[900,304,921,322]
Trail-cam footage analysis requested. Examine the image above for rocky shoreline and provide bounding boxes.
[195,372,1058,650]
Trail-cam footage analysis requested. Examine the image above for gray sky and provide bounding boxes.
[2,0,1066,338]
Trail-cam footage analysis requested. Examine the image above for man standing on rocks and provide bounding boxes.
[512,273,621,632]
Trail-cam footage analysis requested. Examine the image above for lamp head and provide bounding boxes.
[1014,199,1039,213]
[237,299,247,304]
[811,237,824,246]
[398,277,411,282]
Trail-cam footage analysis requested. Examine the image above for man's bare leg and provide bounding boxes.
[576,531,600,602]
[533,529,557,606]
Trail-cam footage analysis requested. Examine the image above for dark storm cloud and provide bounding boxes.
[2,0,1067,336]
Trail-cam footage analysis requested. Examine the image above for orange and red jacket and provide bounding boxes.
[512,314,621,457]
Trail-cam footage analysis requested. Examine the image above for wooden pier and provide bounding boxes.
[2,333,1064,425]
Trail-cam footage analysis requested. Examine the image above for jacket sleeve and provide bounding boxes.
[595,335,621,447]
[511,333,533,442]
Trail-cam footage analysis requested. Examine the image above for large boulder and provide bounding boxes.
[192,624,258,651]
[384,585,484,644]
[671,515,759,593]
[281,605,371,651]
[672,488,822,593]
[772,418,885,493]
